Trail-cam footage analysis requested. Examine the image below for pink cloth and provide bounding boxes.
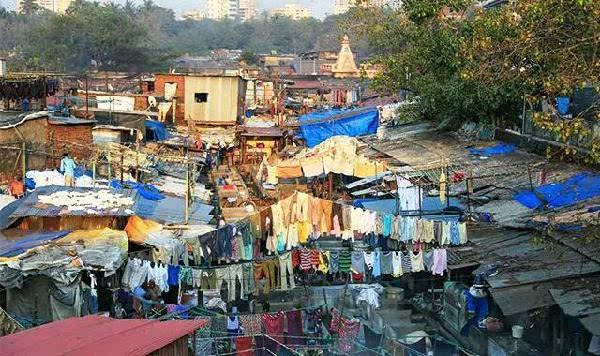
[432,249,447,276]
[331,215,341,236]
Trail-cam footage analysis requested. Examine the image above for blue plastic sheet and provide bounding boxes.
[514,173,600,209]
[0,231,70,257]
[557,96,570,115]
[111,180,165,201]
[25,178,36,190]
[145,120,169,141]
[469,142,516,156]
[299,107,379,148]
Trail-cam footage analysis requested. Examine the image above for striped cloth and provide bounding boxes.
[300,248,313,271]
[338,251,352,273]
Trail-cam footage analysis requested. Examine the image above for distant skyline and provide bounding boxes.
[3,0,334,18]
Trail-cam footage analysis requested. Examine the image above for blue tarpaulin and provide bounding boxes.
[111,180,165,201]
[469,142,516,156]
[0,230,70,257]
[514,172,600,209]
[145,120,169,141]
[299,107,379,148]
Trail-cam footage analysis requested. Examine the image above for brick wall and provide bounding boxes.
[154,74,186,126]
[47,124,94,162]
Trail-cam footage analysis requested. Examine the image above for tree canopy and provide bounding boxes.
[0,1,365,73]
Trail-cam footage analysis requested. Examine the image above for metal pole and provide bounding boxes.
[92,160,96,187]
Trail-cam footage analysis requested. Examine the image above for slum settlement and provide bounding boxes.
[0,38,599,356]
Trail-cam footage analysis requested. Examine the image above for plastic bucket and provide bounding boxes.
[512,325,524,339]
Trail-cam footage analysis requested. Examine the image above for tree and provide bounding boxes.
[239,51,259,66]
[19,0,40,16]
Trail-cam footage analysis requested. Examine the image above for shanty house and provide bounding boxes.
[153,73,247,129]
[0,112,95,182]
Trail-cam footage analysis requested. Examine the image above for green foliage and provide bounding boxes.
[350,0,600,133]
[239,51,259,66]
[1,1,361,73]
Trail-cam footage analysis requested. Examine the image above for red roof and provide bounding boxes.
[0,316,207,356]
[287,80,323,90]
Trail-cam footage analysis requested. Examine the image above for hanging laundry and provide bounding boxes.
[439,170,447,203]
[449,221,460,245]
[263,312,285,343]
[352,251,366,274]
[410,250,425,272]
[432,249,448,276]
[381,252,393,275]
[286,310,304,346]
[392,252,403,277]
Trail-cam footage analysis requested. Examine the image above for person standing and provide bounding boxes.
[8,174,25,199]
[60,152,76,187]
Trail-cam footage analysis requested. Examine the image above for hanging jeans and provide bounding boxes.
[279,252,295,290]
[216,265,244,302]
[254,260,278,294]
[242,262,255,296]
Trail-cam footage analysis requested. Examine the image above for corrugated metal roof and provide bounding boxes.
[549,277,600,334]
[489,283,556,316]
[0,315,207,356]
[10,186,137,218]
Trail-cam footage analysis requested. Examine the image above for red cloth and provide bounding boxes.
[352,272,364,283]
[262,312,285,343]
[235,336,253,356]
[292,250,300,268]
[285,310,304,346]
[222,185,236,190]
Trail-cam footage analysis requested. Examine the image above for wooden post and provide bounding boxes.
[21,142,26,178]
[135,143,139,182]
[328,172,333,199]
[172,98,177,125]
[185,160,190,225]
[120,152,124,184]
[446,165,450,209]
[85,75,89,117]
[107,150,112,181]
[528,164,534,190]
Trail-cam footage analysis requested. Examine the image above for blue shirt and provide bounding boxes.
[60,157,76,176]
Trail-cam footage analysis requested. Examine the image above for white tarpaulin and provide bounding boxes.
[97,96,135,112]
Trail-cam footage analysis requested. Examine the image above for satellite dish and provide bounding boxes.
[148,96,157,108]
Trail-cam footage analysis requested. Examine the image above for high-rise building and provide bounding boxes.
[270,4,312,20]
[334,0,401,15]
[205,0,256,21]
[238,0,257,22]
[17,0,73,13]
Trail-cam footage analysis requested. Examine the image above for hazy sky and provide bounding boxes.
[3,0,334,18]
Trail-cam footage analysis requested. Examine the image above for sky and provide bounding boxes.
[3,0,334,18]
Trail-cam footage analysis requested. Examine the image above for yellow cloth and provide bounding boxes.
[60,228,128,251]
[439,172,447,203]
[300,156,324,177]
[318,251,329,274]
[266,164,278,185]
[297,221,311,244]
[277,159,303,178]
